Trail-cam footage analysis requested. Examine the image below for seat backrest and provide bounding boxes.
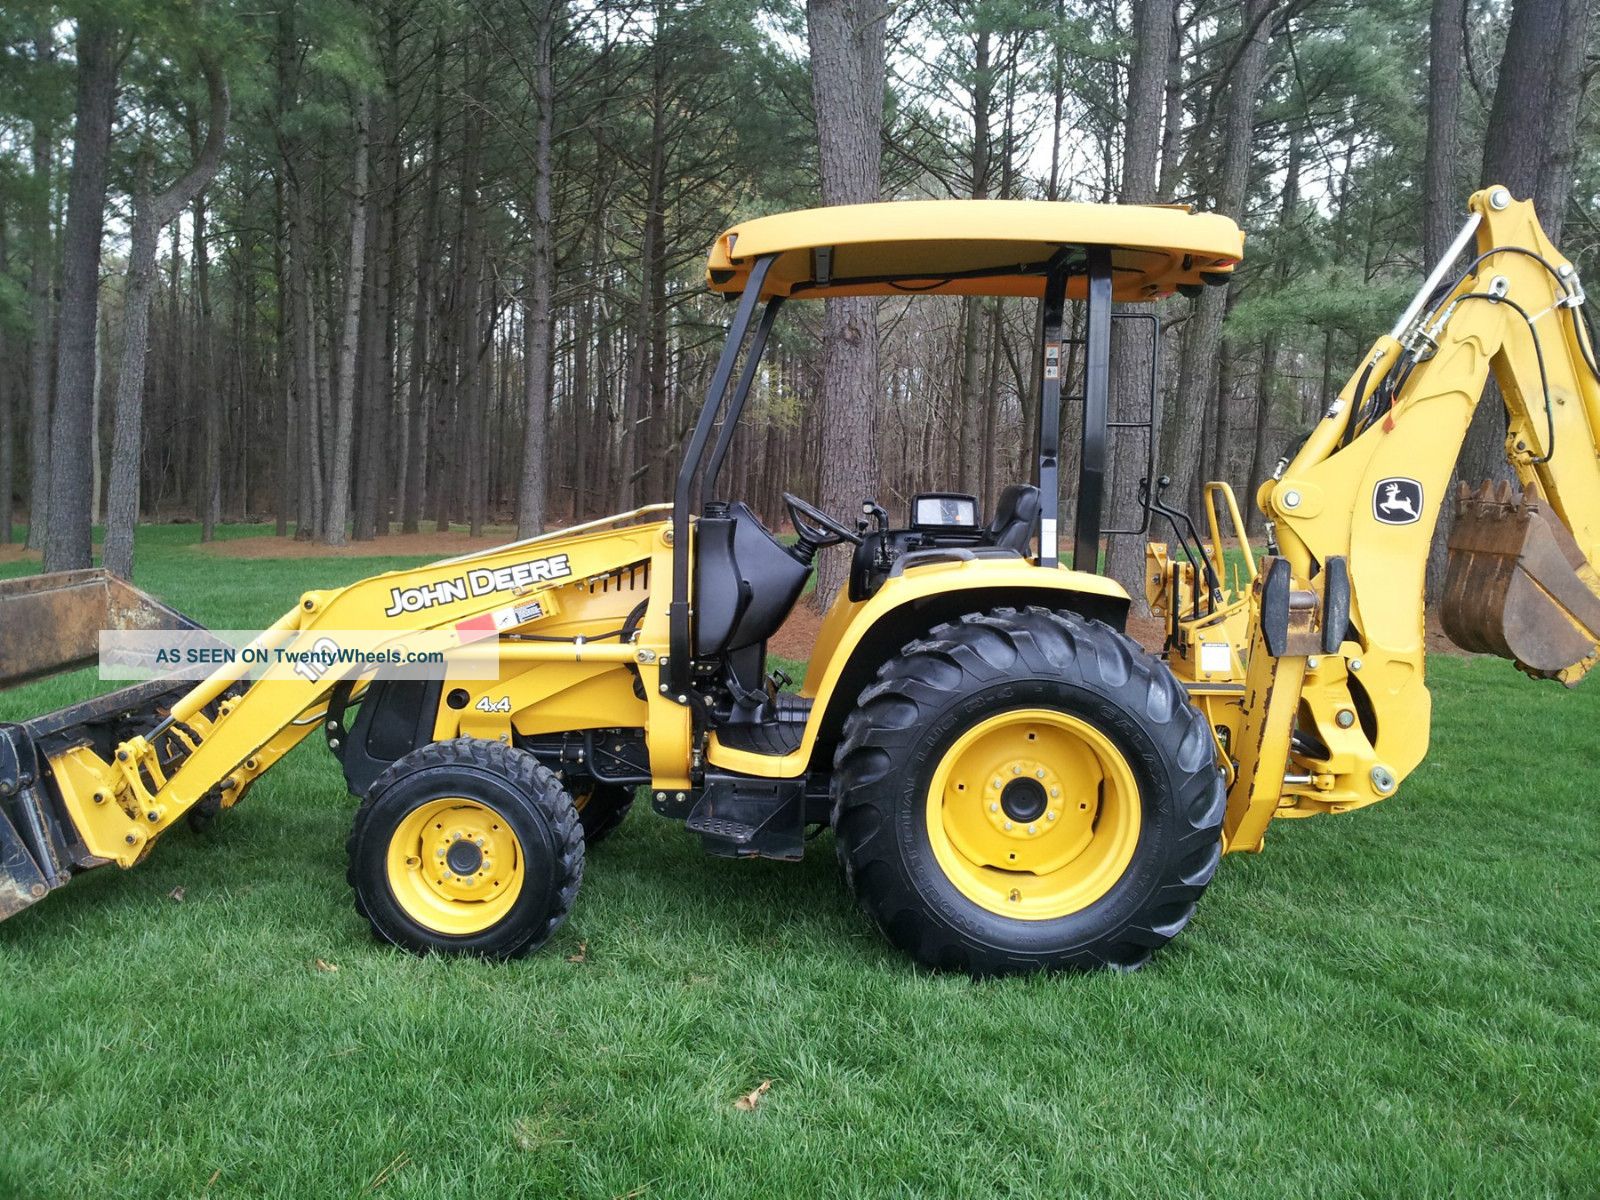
[987,484,1040,552]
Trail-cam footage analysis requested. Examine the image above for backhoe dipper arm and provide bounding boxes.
[1227,185,1600,850]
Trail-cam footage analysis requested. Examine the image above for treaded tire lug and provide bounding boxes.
[832,606,1225,975]
[571,782,635,845]
[346,737,584,959]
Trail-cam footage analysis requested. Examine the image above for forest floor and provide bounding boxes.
[2,524,1596,1198]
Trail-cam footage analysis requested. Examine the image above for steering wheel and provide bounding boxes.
[783,492,863,551]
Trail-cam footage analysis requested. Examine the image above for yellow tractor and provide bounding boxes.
[3,186,1598,973]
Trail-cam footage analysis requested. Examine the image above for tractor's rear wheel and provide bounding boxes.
[832,608,1224,975]
[571,780,635,844]
[347,738,583,958]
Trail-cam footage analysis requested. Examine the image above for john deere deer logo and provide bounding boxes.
[1373,478,1423,526]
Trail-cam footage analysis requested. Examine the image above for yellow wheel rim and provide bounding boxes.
[925,708,1142,920]
[385,798,526,935]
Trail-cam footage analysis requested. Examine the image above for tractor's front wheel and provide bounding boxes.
[347,738,584,958]
[832,608,1224,975]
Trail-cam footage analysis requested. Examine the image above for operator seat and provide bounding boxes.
[986,484,1040,552]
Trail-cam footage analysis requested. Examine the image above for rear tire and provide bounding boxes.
[832,607,1224,975]
[571,781,635,844]
[347,738,584,959]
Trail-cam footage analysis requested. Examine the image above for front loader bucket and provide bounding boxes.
[0,571,217,920]
[0,569,207,690]
[1440,482,1600,683]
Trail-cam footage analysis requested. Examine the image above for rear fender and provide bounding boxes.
[708,556,1129,778]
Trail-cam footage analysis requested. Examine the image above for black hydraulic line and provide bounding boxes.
[701,298,784,508]
[1035,252,1072,568]
[1406,244,1580,361]
[1142,476,1223,609]
[1338,359,1380,449]
[503,626,629,644]
[668,254,774,701]
[1073,246,1114,573]
[1572,302,1600,383]
[1450,291,1558,464]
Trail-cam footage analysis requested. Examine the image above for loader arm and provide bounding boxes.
[0,507,684,919]
[1222,185,1600,849]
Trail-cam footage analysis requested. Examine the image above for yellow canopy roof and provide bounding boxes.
[706,199,1244,301]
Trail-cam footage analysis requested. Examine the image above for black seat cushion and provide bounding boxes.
[987,484,1039,552]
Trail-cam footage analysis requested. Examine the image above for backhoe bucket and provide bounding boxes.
[1440,482,1600,683]
[0,571,215,920]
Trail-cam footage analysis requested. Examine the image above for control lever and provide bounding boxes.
[861,501,892,570]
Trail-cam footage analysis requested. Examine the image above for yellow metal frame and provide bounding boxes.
[1152,187,1600,851]
[47,506,688,865]
[707,199,1242,301]
[706,556,1128,777]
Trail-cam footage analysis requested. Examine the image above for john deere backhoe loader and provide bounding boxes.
[3,185,1597,974]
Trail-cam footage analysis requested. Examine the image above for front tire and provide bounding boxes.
[832,608,1224,975]
[571,781,635,844]
[347,738,584,959]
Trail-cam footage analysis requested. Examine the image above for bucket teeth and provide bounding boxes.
[1442,481,1600,682]
[1454,479,1517,515]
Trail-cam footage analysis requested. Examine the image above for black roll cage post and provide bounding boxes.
[667,253,777,702]
[1035,245,1116,572]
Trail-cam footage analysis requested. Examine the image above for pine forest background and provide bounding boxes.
[0,0,1592,605]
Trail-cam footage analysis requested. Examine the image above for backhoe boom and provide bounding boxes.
[1215,185,1600,847]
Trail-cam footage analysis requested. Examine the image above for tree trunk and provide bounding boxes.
[1535,0,1590,243]
[273,171,292,536]
[1458,0,1583,499]
[515,2,558,538]
[1156,6,1186,200]
[1159,0,1271,529]
[44,16,118,573]
[621,44,665,510]
[195,184,219,539]
[1422,0,1463,267]
[1239,132,1303,536]
[321,92,371,547]
[957,28,991,493]
[1422,0,1465,601]
[290,183,322,540]
[352,182,385,541]
[104,60,229,578]
[25,31,55,552]
[1103,0,1176,591]
[402,49,444,534]
[806,0,886,608]
[0,217,12,543]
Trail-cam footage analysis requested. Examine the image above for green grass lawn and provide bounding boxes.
[2,524,1598,1198]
